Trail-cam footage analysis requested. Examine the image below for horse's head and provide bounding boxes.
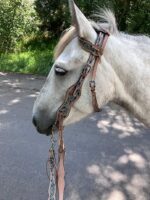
[32,0,115,134]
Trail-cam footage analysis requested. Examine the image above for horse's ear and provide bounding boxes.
[69,0,96,42]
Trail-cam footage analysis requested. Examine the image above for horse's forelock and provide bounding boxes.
[54,27,77,59]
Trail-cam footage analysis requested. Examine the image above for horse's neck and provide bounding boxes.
[102,35,150,126]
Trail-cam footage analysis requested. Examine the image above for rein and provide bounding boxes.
[47,30,109,200]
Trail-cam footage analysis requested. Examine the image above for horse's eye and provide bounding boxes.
[55,66,68,76]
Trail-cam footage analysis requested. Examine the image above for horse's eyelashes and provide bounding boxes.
[55,65,68,76]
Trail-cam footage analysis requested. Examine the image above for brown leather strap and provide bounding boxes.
[89,31,109,112]
[89,56,101,112]
[79,37,102,57]
[54,30,109,200]
[57,137,65,200]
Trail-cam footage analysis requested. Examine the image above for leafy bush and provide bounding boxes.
[0,50,52,75]
[0,38,57,75]
[0,0,149,76]
[35,0,150,35]
[34,0,70,37]
[0,0,39,53]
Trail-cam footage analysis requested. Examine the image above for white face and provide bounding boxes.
[32,36,96,134]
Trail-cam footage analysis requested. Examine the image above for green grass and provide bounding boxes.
[0,37,57,75]
[0,49,53,75]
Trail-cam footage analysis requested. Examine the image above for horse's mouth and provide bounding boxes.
[36,125,54,136]
[32,115,58,136]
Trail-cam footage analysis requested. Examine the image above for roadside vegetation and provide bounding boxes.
[0,37,56,75]
[0,0,149,75]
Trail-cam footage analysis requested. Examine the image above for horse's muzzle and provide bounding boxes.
[32,115,53,136]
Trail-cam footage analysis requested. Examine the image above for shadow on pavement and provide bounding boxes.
[0,73,150,200]
[65,105,150,200]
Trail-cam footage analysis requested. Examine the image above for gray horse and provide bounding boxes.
[32,0,150,134]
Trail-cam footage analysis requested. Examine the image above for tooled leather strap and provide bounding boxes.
[54,30,109,200]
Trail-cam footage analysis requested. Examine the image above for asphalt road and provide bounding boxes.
[0,72,150,200]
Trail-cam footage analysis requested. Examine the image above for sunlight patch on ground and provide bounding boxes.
[66,189,80,200]
[27,94,37,98]
[97,120,109,134]
[107,189,126,200]
[2,79,21,88]
[89,116,97,121]
[27,77,36,80]
[87,164,100,175]
[86,149,149,200]
[95,103,146,138]
[26,90,40,98]
[8,98,21,105]
[2,80,9,83]
[87,164,128,188]
[125,174,149,200]
[117,150,146,169]
[15,89,21,93]
[97,118,141,138]
[112,123,135,133]
[0,109,8,115]
[109,171,127,183]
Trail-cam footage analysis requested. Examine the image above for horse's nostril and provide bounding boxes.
[32,116,37,127]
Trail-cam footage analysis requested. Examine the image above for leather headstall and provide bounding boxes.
[52,29,109,200]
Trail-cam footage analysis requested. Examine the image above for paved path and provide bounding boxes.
[0,72,150,200]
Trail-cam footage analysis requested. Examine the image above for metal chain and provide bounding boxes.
[47,132,57,200]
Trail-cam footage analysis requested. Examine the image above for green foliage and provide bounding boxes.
[0,49,53,75]
[34,0,70,37]
[0,0,39,53]
[0,38,57,75]
[127,0,150,34]
[112,0,150,33]
[34,0,150,36]
[0,0,149,75]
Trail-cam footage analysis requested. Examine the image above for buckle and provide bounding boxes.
[89,80,95,88]
[99,29,110,36]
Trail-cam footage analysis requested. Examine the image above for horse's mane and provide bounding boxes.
[90,9,118,35]
[54,9,150,59]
